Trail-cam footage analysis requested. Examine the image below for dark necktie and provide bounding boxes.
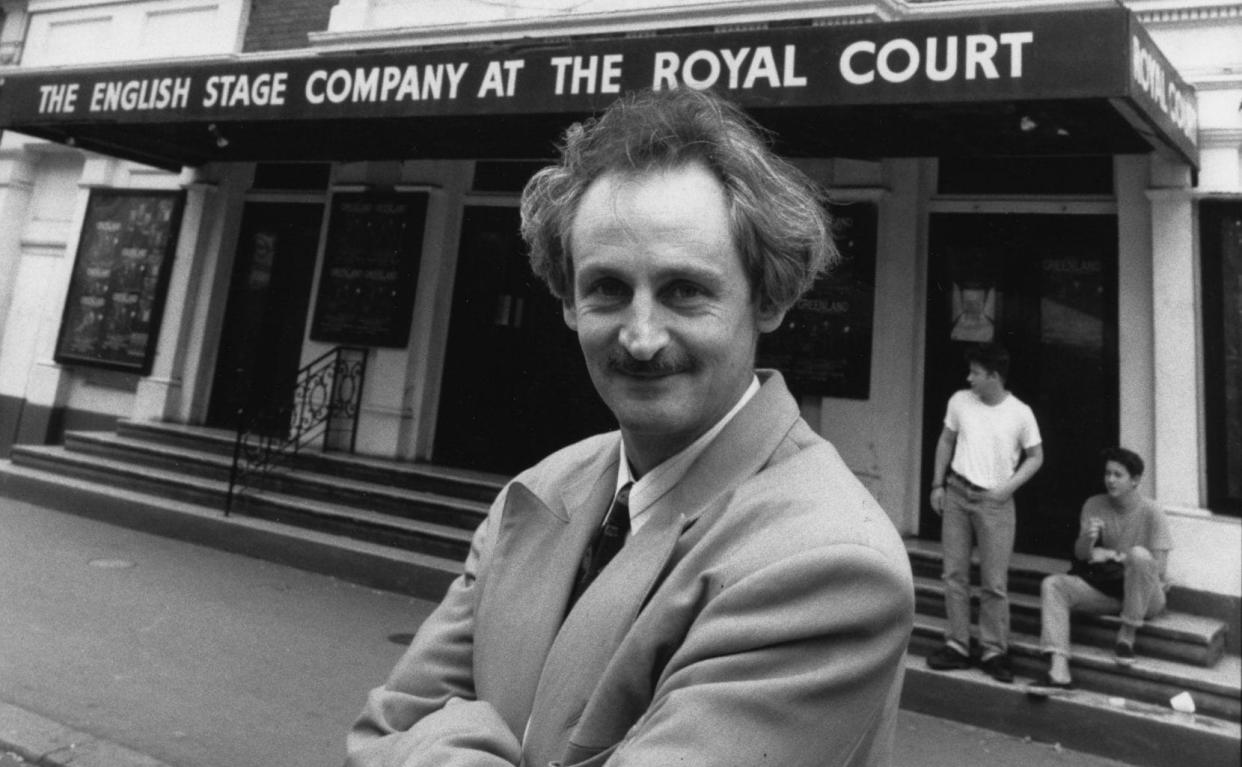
[567,483,633,611]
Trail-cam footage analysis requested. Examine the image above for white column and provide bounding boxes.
[132,169,217,421]
[0,149,36,350]
[176,164,251,425]
[1147,159,1202,508]
[20,157,124,430]
[1114,156,1155,470]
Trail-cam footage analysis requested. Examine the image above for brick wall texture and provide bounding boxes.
[243,0,338,52]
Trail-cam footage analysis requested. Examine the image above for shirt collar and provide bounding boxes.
[616,375,761,534]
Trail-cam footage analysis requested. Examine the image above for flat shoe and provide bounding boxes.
[1114,641,1136,667]
[1028,670,1075,690]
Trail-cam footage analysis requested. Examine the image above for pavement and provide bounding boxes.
[0,495,1139,767]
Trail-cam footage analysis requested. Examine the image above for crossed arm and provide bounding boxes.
[345,520,914,767]
[345,510,519,767]
[593,544,915,767]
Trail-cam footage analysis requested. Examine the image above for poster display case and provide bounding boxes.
[54,189,185,374]
[310,191,428,348]
[758,201,878,399]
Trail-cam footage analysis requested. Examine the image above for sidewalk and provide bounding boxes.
[0,496,1136,767]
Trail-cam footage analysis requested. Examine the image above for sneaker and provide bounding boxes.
[926,644,971,671]
[1114,641,1136,667]
[980,653,1015,683]
[1025,670,1076,699]
[1028,670,1075,690]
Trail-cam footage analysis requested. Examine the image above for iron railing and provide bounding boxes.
[225,346,368,514]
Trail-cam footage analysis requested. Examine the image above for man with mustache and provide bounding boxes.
[345,87,914,767]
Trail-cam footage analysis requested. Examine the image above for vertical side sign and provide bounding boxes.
[1128,16,1198,167]
[54,189,186,374]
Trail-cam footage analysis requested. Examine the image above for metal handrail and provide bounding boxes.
[225,346,368,515]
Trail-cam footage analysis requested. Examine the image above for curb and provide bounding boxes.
[901,658,1242,767]
[0,701,171,767]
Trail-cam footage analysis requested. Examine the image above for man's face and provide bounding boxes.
[966,362,1002,399]
[563,162,783,465]
[1103,460,1139,498]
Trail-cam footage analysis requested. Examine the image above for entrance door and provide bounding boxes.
[434,205,615,475]
[920,213,1118,557]
[207,201,323,431]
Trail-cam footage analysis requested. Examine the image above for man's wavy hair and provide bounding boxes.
[520,87,839,314]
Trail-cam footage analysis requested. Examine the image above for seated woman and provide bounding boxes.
[1035,447,1172,688]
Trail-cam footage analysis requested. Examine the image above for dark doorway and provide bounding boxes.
[919,213,1118,558]
[434,205,615,475]
[207,201,323,431]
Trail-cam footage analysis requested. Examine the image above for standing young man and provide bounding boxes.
[345,88,914,767]
[927,342,1043,683]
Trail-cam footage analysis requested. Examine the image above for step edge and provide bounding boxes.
[12,450,475,542]
[0,461,463,581]
[911,616,1241,699]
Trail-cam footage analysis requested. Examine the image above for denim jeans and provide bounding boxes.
[941,477,1015,658]
[1039,546,1167,658]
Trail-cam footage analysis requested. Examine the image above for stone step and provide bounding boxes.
[914,575,1226,668]
[906,541,1058,598]
[899,653,1241,767]
[63,431,490,532]
[910,613,1241,722]
[9,445,474,562]
[0,460,459,601]
[115,420,506,504]
[905,536,1240,657]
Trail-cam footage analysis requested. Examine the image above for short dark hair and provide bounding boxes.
[1101,447,1145,478]
[964,342,1010,382]
[520,87,839,314]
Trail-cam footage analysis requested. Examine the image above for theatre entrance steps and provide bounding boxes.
[903,539,1239,767]
[0,419,498,600]
[0,419,1237,767]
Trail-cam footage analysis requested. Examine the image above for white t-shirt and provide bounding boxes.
[944,389,1041,489]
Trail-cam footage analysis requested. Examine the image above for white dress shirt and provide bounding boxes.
[616,375,760,535]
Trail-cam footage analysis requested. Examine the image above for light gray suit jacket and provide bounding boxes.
[346,372,915,767]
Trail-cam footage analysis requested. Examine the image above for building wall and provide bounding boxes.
[243,0,335,53]
[307,0,1241,595]
[21,0,246,66]
[0,0,1236,595]
[1138,3,1241,596]
[0,0,247,453]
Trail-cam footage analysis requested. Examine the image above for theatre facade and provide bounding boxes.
[0,0,1237,587]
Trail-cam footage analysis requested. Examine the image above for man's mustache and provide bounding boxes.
[606,351,694,377]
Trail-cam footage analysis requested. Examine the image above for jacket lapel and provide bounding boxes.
[473,459,617,736]
[522,373,802,764]
[516,369,799,759]
[648,371,800,529]
[523,503,689,766]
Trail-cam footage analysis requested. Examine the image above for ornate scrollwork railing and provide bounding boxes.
[225,346,368,515]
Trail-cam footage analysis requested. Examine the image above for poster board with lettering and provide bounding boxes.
[310,191,428,348]
[757,201,878,399]
[54,189,185,374]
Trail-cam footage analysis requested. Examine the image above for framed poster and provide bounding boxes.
[54,189,185,374]
[310,191,428,348]
[757,201,878,399]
